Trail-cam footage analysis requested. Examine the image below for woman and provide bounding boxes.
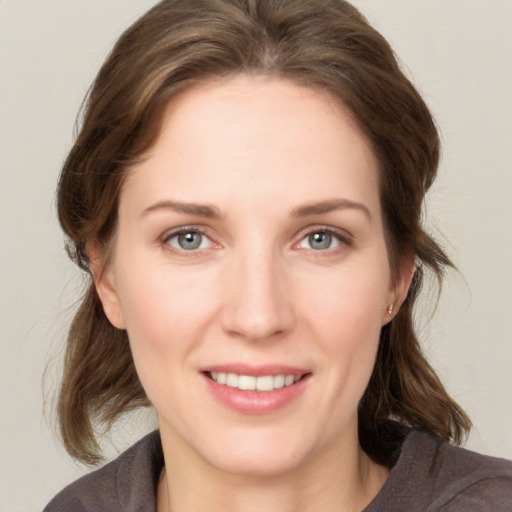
[44,1,512,511]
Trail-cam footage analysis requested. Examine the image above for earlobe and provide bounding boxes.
[384,253,416,324]
[88,244,126,330]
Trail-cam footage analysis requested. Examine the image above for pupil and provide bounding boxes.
[178,232,201,250]
[309,232,331,250]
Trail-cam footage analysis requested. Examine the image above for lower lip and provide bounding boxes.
[202,374,311,415]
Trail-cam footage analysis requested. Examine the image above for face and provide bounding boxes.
[95,76,409,477]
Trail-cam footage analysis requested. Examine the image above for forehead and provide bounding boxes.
[121,75,380,217]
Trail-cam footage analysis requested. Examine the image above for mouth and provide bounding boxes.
[204,371,307,392]
[200,364,312,414]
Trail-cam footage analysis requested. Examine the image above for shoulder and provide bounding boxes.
[43,431,163,512]
[427,435,512,511]
[368,429,512,512]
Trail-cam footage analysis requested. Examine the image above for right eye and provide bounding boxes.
[165,230,214,251]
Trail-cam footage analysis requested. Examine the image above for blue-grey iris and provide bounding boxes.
[178,232,202,250]
[309,232,332,250]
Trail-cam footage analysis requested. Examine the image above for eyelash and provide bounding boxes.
[161,226,217,256]
[160,225,352,256]
[294,226,353,254]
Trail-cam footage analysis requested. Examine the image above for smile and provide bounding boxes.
[203,368,311,414]
[208,372,300,391]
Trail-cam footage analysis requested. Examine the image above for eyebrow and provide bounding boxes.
[140,198,371,222]
[291,199,372,222]
[140,200,222,219]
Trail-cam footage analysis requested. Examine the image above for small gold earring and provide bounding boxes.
[387,304,394,315]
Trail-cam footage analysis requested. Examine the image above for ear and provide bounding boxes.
[383,252,416,325]
[88,244,126,330]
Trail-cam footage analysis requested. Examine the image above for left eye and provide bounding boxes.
[298,231,341,251]
[166,231,213,251]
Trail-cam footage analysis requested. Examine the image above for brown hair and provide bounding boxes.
[56,0,471,465]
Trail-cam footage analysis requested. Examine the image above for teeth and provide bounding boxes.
[226,373,238,387]
[209,372,300,391]
[256,375,273,391]
[273,375,285,389]
[238,375,256,390]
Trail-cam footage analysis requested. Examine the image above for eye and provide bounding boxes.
[165,229,214,251]
[297,229,348,251]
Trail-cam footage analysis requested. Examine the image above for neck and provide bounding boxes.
[157,422,388,512]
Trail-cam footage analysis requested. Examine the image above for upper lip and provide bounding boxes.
[200,363,310,378]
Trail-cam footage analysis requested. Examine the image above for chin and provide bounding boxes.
[196,427,317,477]
[209,449,306,478]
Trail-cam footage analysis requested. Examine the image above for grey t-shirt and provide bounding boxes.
[43,429,512,511]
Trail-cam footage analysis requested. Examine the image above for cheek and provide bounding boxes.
[302,262,390,337]
[112,253,224,401]
[300,262,389,393]
[116,253,213,340]
[115,269,211,408]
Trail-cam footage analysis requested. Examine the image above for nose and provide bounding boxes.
[220,248,296,342]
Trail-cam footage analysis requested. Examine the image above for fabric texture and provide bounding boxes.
[43,428,512,512]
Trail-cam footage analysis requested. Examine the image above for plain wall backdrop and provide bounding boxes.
[1,1,511,510]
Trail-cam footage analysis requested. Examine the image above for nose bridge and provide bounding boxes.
[221,240,295,341]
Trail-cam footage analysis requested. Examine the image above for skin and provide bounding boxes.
[93,75,412,512]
